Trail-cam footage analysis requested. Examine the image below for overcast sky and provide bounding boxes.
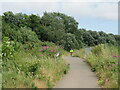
[0,0,119,34]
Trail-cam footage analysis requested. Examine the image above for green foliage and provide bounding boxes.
[91,45,103,56]
[2,11,120,88]
[98,80,104,86]
[2,39,69,88]
[39,46,61,58]
[86,44,118,88]
[2,22,39,44]
[2,11,120,50]
[19,27,39,43]
[60,33,79,51]
[2,37,20,61]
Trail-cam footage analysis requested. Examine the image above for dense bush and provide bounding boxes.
[2,11,120,50]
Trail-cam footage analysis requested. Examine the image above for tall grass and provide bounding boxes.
[86,44,118,88]
[2,42,69,88]
[73,48,85,58]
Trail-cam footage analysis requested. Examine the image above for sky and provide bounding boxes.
[0,0,119,34]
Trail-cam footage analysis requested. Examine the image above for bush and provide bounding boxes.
[91,44,104,56]
[2,37,20,61]
[2,23,39,44]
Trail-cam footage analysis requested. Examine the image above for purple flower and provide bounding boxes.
[42,46,49,49]
[112,55,120,58]
[108,66,111,69]
[112,56,117,57]
[39,50,43,51]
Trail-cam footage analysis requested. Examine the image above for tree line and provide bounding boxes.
[2,11,120,51]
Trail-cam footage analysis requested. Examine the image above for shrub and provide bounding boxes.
[86,44,118,88]
[2,37,19,61]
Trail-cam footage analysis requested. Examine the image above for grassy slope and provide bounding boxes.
[2,41,69,88]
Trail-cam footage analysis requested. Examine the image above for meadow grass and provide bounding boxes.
[86,44,118,88]
[73,48,85,58]
[2,42,69,88]
[73,44,119,88]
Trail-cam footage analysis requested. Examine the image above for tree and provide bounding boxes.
[74,29,84,49]
[98,31,107,44]
[60,33,79,51]
[80,29,95,46]
[57,13,78,34]
[28,14,41,31]
[40,12,65,43]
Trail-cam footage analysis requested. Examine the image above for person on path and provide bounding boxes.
[70,48,74,56]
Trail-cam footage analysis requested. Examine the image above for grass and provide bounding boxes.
[2,42,69,88]
[72,44,119,88]
[73,48,85,58]
[0,74,1,89]
[86,44,118,88]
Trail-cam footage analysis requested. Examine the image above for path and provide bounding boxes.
[54,56,99,88]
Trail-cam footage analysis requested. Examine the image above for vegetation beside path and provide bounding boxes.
[1,11,120,88]
[73,44,119,88]
[2,38,69,88]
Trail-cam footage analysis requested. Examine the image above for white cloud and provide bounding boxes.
[1,2,59,16]
[67,0,119,2]
[0,0,119,2]
[0,3,2,15]
[0,0,58,2]
[1,1,118,20]
[61,2,118,20]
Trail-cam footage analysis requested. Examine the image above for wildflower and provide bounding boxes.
[56,53,60,57]
[39,50,43,51]
[108,66,111,69]
[42,46,49,50]
[112,56,118,57]
[40,54,43,56]
[112,55,120,58]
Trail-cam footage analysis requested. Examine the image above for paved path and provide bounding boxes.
[54,56,100,88]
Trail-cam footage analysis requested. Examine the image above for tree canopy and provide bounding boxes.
[2,11,120,51]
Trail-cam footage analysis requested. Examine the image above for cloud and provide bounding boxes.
[66,0,119,2]
[0,0,119,2]
[1,1,118,20]
[61,2,118,20]
[0,0,58,2]
[1,2,59,16]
